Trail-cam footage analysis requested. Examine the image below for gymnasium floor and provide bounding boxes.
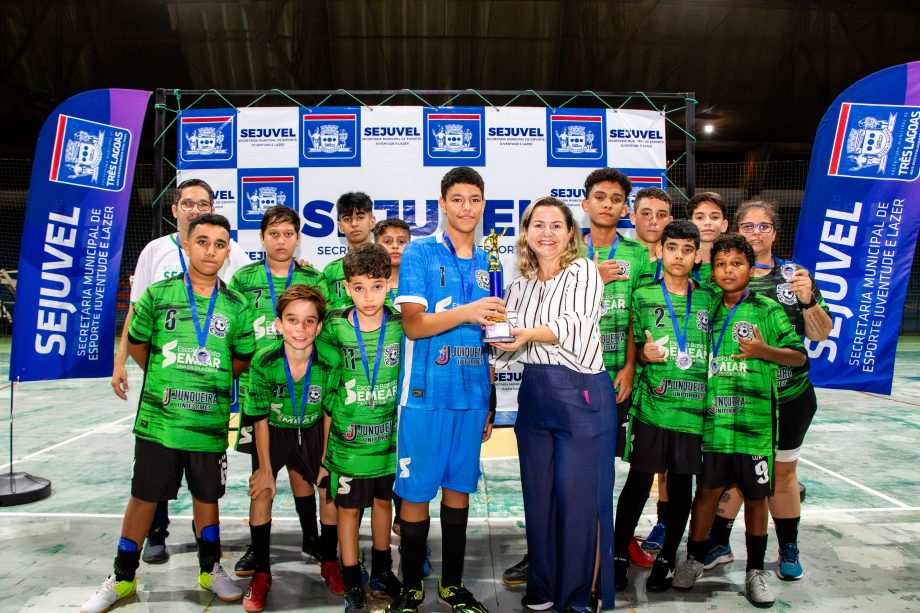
[0,337,918,612]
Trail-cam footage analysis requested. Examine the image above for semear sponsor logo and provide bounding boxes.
[161,340,222,369]
[708,396,745,415]
[161,387,217,412]
[435,344,484,366]
[344,379,397,405]
[269,402,319,426]
[651,379,706,399]
[828,102,920,181]
[342,421,393,443]
[711,357,748,374]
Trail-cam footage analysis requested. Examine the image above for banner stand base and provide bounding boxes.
[0,472,51,506]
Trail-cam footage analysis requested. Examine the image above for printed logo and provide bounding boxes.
[650,379,706,399]
[384,343,400,367]
[697,310,710,331]
[777,283,798,306]
[49,114,132,191]
[399,457,411,478]
[209,313,229,338]
[344,379,358,404]
[219,453,228,486]
[301,109,361,166]
[423,108,486,166]
[546,109,606,167]
[435,345,451,366]
[177,111,235,168]
[307,385,322,403]
[237,170,297,230]
[337,476,353,495]
[161,339,179,368]
[615,259,631,278]
[163,387,170,405]
[599,301,608,317]
[343,423,357,441]
[732,321,755,342]
[828,102,920,181]
[476,269,490,291]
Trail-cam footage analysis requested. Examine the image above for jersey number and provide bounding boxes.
[164,308,178,331]
[342,346,358,371]
[754,460,770,484]
[654,307,666,328]
[251,289,263,310]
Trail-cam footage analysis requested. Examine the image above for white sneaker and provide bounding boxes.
[198,562,243,601]
[80,575,137,613]
[671,558,705,590]
[745,569,776,608]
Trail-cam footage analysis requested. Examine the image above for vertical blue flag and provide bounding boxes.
[793,62,920,394]
[10,88,150,382]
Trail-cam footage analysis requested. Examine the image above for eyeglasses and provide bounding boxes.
[177,199,213,212]
[738,222,774,234]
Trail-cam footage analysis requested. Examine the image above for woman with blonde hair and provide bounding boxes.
[492,197,615,612]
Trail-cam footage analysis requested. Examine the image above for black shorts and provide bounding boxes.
[330,473,396,509]
[616,396,632,457]
[627,418,702,475]
[251,422,323,485]
[777,385,818,457]
[131,437,227,504]
[699,452,773,500]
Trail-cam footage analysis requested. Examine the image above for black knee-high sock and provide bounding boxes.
[399,518,430,589]
[372,547,393,576]
[150,500,170,533]
[657,473,692,567]
[710,514,735,547]
[250,520,272,573]
[773,517,799,548]
[320,522,338,563]
[393,495,403,526]
[614,469,654,556]
[294,495,318,541]
[656,499,669,526]
[687,538,708,563]
[745,532,768,571]
[440,504,469,587]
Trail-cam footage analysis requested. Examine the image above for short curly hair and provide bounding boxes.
[343,243,392,280]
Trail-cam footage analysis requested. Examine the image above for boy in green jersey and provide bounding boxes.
[230,206,339,585]
[241,284,341,612]
[373,217,411,310]
[614,220,713,593]
[321,244,404,612]
[323,192,376,309]
[686,192,728,291]
[81,214,255,613]
[671,234,805,608]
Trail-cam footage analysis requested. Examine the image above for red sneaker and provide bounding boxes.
[321,560,345,595]
[629,536,655,568]
[243,572,271,613]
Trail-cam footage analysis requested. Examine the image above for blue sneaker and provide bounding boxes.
[702,542,734,570]
[777,542,804,580]
[640,523,666,553]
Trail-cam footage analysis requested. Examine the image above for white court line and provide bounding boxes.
[799,456,911,509]
[0,414,135,471]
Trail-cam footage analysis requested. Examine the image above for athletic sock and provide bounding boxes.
[773,517,799,548]
[294,495,318,541]
[710,515,735,547]
[114,538,140,582]
[745,532,768,571]
[250,521,272,573]
[659,473,692,563]
[320,522,338,563]
[440,504,469,587]
[687,538,708,563]
[197,524,221,573]
[614,469,654,554]
[151,500,170,532]
[399,518,430,590]
[372,547,393,576]
[342,564,362,589]
[656,499,669,527]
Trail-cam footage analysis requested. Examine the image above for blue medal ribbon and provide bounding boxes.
[654,259,663,283]
[264,258,295,308]
[710,290,750,374]
[586,233,620,261]
[283,348,315,444]
[442,233,475,303]
[754,255,786,270]
[184,272,218,356]
[352,308,388,410]
[388,289,397,304]
[660,279,693,365]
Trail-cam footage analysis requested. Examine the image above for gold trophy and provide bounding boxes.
[483,228,515,343]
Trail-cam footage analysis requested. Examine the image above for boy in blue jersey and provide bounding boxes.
[387,167,504,613]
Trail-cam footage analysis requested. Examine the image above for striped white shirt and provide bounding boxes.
[492,257,605,374]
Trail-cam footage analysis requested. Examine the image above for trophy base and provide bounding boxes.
[484,320,515,344]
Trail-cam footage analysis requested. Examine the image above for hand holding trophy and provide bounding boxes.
[482,228,515,343]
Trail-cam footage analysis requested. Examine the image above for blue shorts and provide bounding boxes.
[394,407,489,503]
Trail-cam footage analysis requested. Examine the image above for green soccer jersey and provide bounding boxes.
[692,262,716,292]
[322,257,353,310]
[705,292,805,456]
[631,281,713,435]
[748,261,829,402]
[129,276,256,453]
[633,255,663,290]
[320,306,403,478]
[580,234,648,380]
[242,340,340,429]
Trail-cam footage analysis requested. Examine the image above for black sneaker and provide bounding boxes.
[141,526,169,564]
[344,585,368,613]
[369,569,402,599]
[585,590,601,613]
[521,593,553,611]
[301,535,321,563]
[501,554,529,586]
[437,581,488,613]
[235,544,257,577]
[614,556,628,592]
[646,557,673,592]
[386,582,425,613]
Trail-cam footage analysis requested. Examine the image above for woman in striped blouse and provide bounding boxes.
[492,197,615,613]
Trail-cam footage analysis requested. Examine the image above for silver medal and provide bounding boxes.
[780,262,796,280]
[676,351,693,370]
[195,347,210,365]
[709,359,719,375]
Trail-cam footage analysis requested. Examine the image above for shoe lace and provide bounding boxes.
[751,570,770,590]
[781,543,799,562]
[98,576,118,593]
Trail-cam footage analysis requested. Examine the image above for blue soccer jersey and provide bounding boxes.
[394,232,491,411]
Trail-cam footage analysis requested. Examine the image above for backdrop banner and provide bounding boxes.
[176,105,667,422]
[10,89,150,382]
[793,61,920,395]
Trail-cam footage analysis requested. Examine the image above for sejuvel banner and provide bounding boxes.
[10,89,149,382]
[793,61,920,395]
